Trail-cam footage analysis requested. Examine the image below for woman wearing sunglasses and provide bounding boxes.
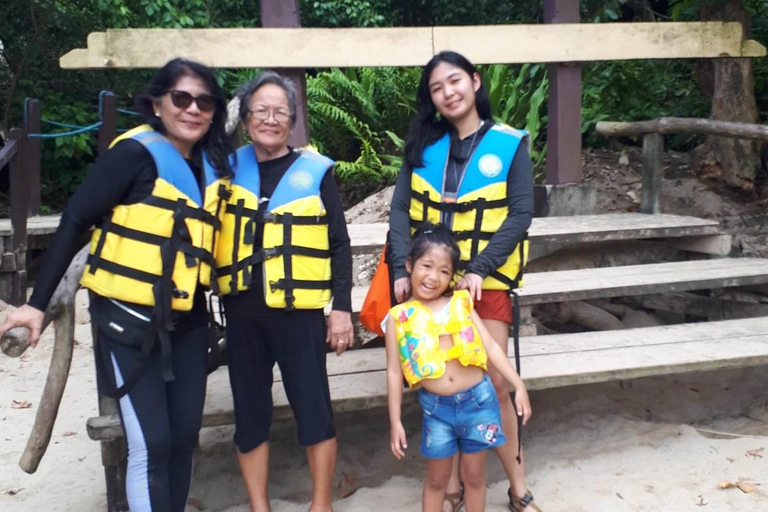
[213,72,353,512]
[0,58,234,512]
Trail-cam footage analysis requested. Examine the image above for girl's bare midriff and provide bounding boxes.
[418,332,486,396]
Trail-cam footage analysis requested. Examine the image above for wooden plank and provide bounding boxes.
[666,234,732,256]
[0,215,62,237]
[518,257,768,305]
[345,213,721,253]
[346,258,768,312]
[86,317,768,440]
[0,212,719,247]
[60,22,766,69]
[0,138,18,170]
[641,133,663,214]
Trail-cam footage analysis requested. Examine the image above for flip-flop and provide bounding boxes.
[508,489,543,512]
[444,482,465,512]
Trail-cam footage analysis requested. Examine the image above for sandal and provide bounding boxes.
[508,488,542,512]
[443,482,465,512]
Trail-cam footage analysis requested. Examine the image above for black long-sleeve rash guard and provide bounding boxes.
[388,123,534,282]
[28,139,204,313]
[219,150,353,317]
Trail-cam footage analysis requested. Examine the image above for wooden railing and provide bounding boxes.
[596,118,768,214]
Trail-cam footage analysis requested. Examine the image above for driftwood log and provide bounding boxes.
[1,245,89,357]
[0,245,89,474]
[595,117,768,141]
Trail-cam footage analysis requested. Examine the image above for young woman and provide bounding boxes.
[0,58,234,512]
[388,51,540,512]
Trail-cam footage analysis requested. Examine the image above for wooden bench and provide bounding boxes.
[88,256,768,441]
[347,257,768,313]
[346,212,725,255]
[87,316,768,441]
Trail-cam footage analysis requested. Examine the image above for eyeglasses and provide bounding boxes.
[248,108,291,124]
[166,90,216,113]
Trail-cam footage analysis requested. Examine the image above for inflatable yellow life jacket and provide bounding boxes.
[409,124,529,290]
[81,125,231,317]
[214,147,335,310]
[390,290,487,388]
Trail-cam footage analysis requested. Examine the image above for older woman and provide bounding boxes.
[0,58,234,512]
[215,72,353,512]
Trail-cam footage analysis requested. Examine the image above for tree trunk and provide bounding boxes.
[694,0,759,191]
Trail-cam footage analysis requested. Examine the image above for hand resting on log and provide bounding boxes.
[0,245,89,357]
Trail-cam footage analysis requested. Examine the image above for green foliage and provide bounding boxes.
[582,60,710,149]
[306,67,418,186]
[482,64,549,173]
[300,0,387,27]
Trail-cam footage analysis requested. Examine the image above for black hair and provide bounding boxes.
[403,51,492,169]
[134,58,234,178]
[407,223,461,274]
[237,71,299,126]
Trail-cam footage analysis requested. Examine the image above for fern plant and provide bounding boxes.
[306,67,418,186]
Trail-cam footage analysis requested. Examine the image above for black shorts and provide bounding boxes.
[225,308,336,452]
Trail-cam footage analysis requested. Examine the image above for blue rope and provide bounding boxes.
[41,119,87,130]
[117,108,139,116]
[28,122,103,139]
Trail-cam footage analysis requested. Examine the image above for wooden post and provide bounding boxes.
[96,93,126,511]
[260,0,310,147]
[91,312,129,512]
[9,128,29,306]
[543,0,582,184]
[98,92,117,157]
[641,133,664,214]
[24,99,41,216]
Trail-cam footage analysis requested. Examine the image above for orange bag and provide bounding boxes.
[360,237,394,337]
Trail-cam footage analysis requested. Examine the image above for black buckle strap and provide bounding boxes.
[281,212,295,310]
[143,195,221,229]
[228,199,245,294]
[258,211,328,225]
[510,289,523,464]
[412,190,508,214]
[269,279,332,292]
[86,254,160,283]
[88,212,114,274]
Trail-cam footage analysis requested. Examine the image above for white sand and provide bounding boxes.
[2,291,767,511]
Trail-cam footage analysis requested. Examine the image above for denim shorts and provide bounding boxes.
[418,375,506,459]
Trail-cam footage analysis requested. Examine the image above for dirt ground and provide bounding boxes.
[1,147,767,511]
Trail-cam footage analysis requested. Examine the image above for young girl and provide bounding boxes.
[385,225,532,512]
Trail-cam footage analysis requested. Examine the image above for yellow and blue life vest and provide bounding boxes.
[409,124,529,290]
[81,125,230,315]
[215,144,262,295]
[215,146,334,310]
[390,290,487,389]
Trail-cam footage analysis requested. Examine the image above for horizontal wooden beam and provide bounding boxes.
[60,22,766,69]
[597,117,768,140]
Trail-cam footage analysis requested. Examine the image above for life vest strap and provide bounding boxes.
[86,254,160,284]
[143,195,221,229]
[269,278,332,292]
[259,211,328,225]
[412,190,508,214]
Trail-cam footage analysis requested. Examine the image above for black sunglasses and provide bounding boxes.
[166,90,216,113]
